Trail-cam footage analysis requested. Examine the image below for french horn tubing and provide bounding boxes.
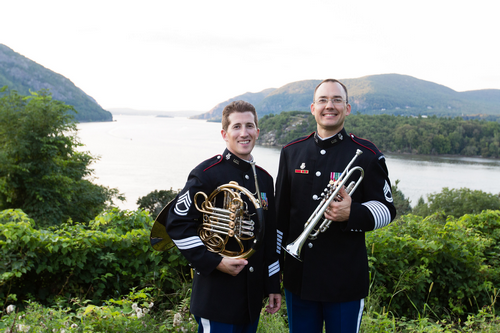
[195,161,264,259]
[284,149,364,262]
[150,162,265,259]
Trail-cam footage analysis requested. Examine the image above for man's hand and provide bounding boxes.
[324,186,351,222]
[265,293,282,314]
[216,258,248,276]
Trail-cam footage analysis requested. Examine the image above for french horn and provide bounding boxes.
[150,162,264,260]
[194,180,263,259]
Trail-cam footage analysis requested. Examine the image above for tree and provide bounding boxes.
[391,179,412,219]
[412,187,500,218]
[137,188,179,219]
[0,87,123,226]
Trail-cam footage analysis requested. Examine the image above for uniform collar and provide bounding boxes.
[222,148,252,171]
[314,128,347,149]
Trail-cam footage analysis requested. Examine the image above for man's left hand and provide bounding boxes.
[324,186,351,222]
[265,293,282,314]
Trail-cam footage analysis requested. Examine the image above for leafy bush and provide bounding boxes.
[0,288,161,332]
[0,208,190,310]
[366,210,500,318]
[413,187,500,218]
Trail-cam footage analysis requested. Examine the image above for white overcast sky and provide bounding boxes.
[2,0,499,112]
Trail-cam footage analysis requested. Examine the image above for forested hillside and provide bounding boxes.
[0,44,112,122]
[192,88,276,120]
[258,112,500,158]
[196,74,500,121]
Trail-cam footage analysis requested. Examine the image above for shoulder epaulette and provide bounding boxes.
[349,133,381,155]
[283,132,315,149]
[202,154,223,172]
[256,165,272,178]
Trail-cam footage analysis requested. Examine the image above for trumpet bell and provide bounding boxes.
[284,241,303,262]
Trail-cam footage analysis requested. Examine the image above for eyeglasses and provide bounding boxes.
[315,98,345,105]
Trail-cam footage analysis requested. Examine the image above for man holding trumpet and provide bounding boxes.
[275,79,397,333]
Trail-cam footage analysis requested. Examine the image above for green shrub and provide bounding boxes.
[413,187,500,218]
[0,288,162,332]
[0,208,190,310]
[366,210,500,319]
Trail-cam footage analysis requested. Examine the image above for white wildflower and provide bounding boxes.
[17,324,30,332]
[173,312,182,327]
[137,312,145,319]
[149,302,154,309]
[143,308,149,314]
[60,329,66,333]
[6,304,15,314]
[132,303,138,310]
[71,324,78,328]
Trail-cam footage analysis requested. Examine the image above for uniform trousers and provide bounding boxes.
[285,289,364,333]
[195,316,259,333]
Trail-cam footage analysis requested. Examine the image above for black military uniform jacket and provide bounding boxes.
[276,129,396,303]
[166,148,280,324]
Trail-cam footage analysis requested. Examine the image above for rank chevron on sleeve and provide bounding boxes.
[174,191,192,216]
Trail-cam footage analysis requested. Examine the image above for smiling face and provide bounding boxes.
[311,81,351,137]
[221,111,260,161]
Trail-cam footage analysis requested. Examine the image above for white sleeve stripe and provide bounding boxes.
[173,236,204,250]
[268,260,280,277]
[362,201,391,229]
[276,229,283,254]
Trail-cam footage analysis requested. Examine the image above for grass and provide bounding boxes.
[2,292,499,333]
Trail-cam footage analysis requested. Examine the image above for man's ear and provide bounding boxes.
[346,103,352,116]
[221,129,228,141]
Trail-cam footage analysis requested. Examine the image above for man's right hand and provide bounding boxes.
[216,258,248,276]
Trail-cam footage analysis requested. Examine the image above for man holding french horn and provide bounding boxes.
[276,79,397,333]
[164,101,281,333]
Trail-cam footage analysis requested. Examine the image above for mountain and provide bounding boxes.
[194,74,500,120]
[192,88,276,120]
[0,44,112,122]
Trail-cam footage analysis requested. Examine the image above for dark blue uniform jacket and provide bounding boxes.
[276,129,396,303]
[166,148,280,324]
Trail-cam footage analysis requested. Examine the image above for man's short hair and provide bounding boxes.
[313,79,349,104]
[221,100,258,131]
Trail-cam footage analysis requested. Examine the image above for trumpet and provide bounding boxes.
[284,149,364,261]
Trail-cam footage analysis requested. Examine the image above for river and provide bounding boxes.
[77,115,500,210]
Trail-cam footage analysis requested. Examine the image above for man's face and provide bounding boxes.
[221,111,260,161]
[311,81,351,136]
